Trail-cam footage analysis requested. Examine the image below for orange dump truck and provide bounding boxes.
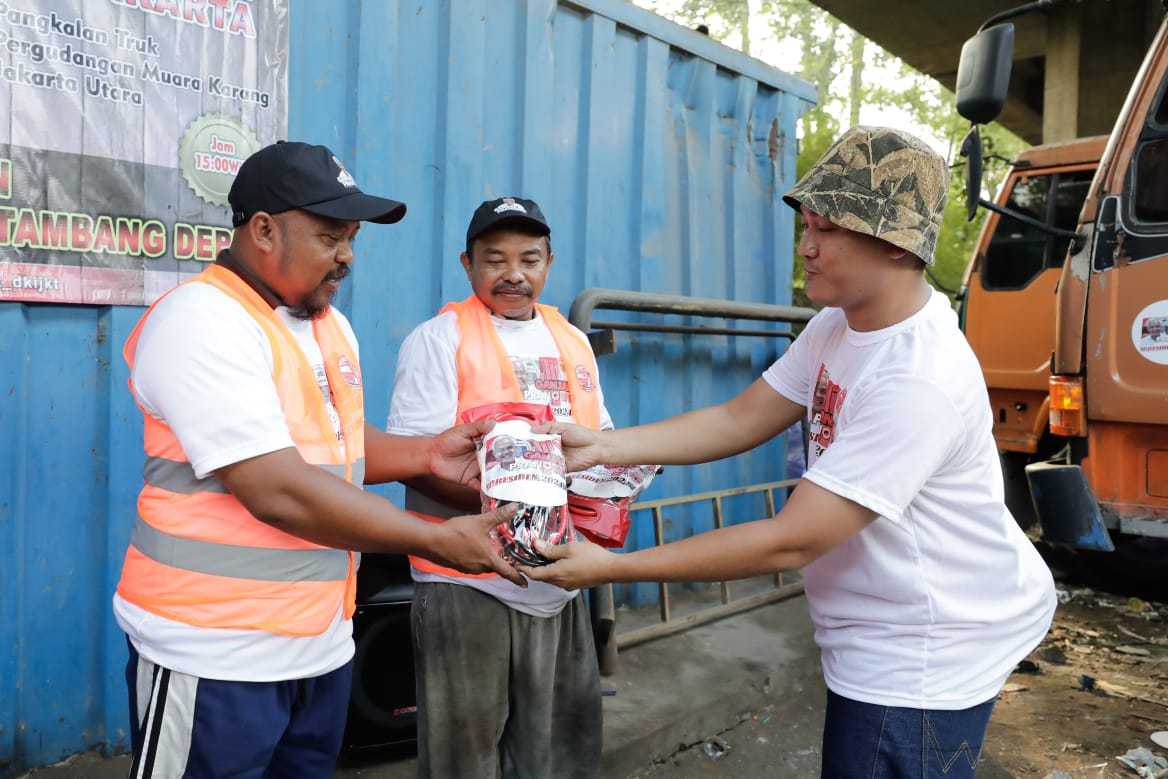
[957,7,1168,555]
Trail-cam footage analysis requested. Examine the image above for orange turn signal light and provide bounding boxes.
[1049,376,1086,437]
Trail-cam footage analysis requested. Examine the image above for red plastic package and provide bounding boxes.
[459,401,554,426]
[567,493,630,549]
[566,464,661,549]
[461,402,572,566]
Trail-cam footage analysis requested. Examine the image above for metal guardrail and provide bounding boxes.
[568,287,815,356]
[616,480,805,649]
[567,288,815,675]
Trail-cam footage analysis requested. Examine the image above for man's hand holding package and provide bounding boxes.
[433,502,526,585]
[428,417,496,488]
[517,537,617,589]
[531,420,607,473]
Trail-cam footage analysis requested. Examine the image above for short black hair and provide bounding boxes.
[466,225,553,259]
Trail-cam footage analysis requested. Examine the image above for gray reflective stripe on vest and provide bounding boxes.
[350,457,366,486]
[144,457,367,493]
[143,457,229,494]
[304,459,366,485]
[130,517,350,582]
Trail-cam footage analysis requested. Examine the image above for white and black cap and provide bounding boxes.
[465,196,550,252]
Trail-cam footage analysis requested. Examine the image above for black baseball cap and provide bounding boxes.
[465,196,550,252]
[228,141,406,227]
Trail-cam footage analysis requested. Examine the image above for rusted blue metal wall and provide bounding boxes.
[0,0,813,771]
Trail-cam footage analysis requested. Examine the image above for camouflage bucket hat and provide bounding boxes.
[783,126,948,265]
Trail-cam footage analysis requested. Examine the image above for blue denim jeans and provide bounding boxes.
[820,689,996,778]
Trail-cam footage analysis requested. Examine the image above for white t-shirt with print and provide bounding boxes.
[762,290,1056,710]
[113,280,357,682]
[388,307,614,618]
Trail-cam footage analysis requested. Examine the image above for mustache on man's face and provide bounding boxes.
[324,265,350,283]
[492,282,532,296]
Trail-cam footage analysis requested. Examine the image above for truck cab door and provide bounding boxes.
[1084,64,1168,516]
[965,167,1094,453]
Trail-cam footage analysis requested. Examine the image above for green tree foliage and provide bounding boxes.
[674,0,773,55]
[638,0,1027,301]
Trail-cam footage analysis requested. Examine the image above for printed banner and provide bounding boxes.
[0,0,288,305]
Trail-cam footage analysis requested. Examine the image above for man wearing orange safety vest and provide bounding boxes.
[114,142,520,779]
[388,197,612,778]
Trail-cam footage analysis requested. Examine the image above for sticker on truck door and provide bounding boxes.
[1132,301,1168,364]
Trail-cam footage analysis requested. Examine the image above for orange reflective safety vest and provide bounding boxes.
[408,294,601,578]
[116,263,364,637]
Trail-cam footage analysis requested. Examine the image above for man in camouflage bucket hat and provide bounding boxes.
[518,126,1056,778]
[784,125,949,265]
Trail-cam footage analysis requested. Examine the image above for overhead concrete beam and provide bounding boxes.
[935,68,1044,145]
[810,0,1162,145]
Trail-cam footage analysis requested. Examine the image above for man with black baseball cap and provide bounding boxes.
[114,142,520,778]
[228,140,407,227]
[388,196,612,777]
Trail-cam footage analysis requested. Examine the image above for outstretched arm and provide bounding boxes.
[218,447,523,584]
[363,419,492,489]
[519,479,873,589]
[549,378,805,471]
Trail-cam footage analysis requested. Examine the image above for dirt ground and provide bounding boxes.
[615,579,1168,779]
[980,586,1168,778]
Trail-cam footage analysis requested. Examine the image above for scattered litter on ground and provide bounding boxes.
[1040,646,1069,665]
[700,737,730,761]
[1043,771,1073,779]
[1153,733,1168,750]
[1017,659,1043,674]
[1056,586,1099,604]
[1116,747,1168,778]
[976,587,1168,777]
[1084,676,1168,709]
[1002,682,1029,694]
[1117,646,1155,657]
[1119,625,1152,642]
[601,687,618,697]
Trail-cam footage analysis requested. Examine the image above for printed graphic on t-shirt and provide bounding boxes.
[575,364,595,393]
[337,355,362,387]
[510,355,573,419]
[809,363,846,458]
[312,363,346,450]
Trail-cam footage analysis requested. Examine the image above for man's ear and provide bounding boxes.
[878,237,911,264]
[248,212,277,254]
[546,249,555,270]
[460,251,473,275]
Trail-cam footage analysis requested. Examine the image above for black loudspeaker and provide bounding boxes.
[343,553,418,750]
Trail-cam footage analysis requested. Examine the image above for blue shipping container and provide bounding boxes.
[0,0,814,771]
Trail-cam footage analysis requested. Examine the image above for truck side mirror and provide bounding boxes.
[960,127,984,222]
[956,23,1015,124]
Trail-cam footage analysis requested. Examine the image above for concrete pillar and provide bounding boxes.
[1043,4,1082,143]
[1075,0,1159,137]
